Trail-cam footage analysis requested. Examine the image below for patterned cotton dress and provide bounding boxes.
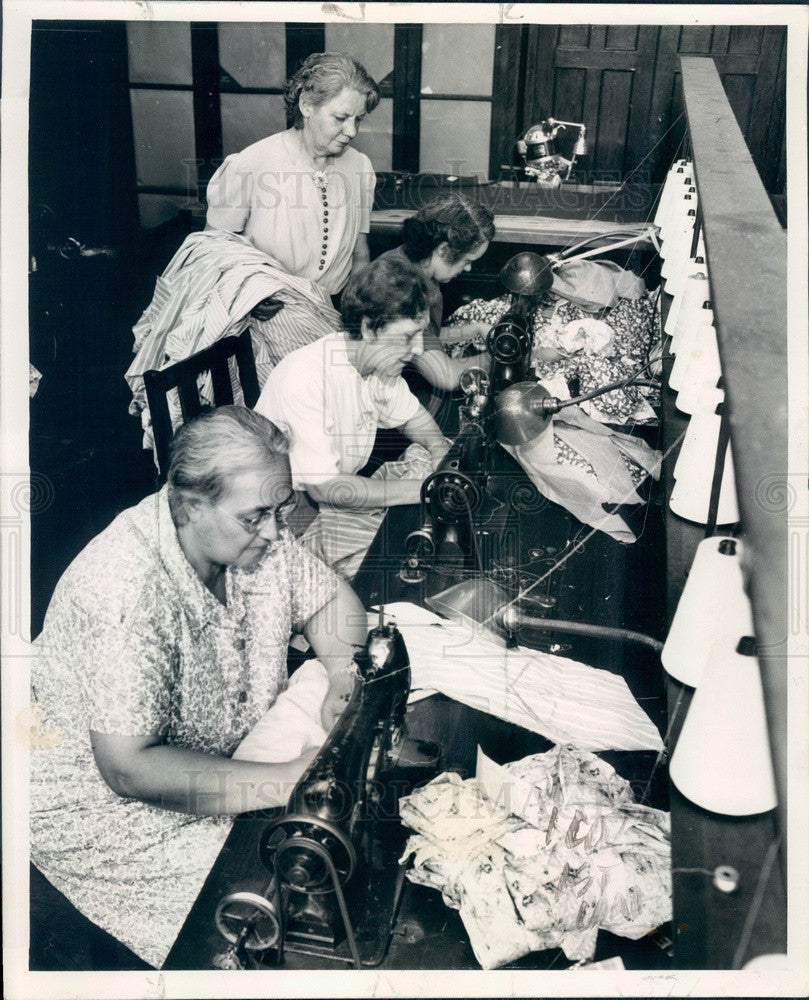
[29,487,338,968]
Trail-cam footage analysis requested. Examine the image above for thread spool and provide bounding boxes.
[653,160,691,230]
[669,301,714,372]
[670,317,715,390]
[666,240,707,298]
[675,324,722,414]
[665,273,710,340]
[670,397,738,524]
[659,187,698,244]
[669,634,777,816]
[662,535,754,685]
[661,209,698,278]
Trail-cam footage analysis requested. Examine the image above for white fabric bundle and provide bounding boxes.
[380,604,664,753]
[400,747,671,969]
[233,659,328,763]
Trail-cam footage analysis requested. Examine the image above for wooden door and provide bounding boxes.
[647,25,787,188]
[524,25,660,182]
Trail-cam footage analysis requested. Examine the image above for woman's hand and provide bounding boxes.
[428,436,452,471]
[320,667,357,731]
[440,321,490,345]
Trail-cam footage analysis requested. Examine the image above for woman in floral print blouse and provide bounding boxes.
[29,406,368,968]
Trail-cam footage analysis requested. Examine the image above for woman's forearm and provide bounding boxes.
[304,578,369,674]
[91,736,316,817]
[305,474,422,509]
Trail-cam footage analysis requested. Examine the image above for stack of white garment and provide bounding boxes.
[379,604,664,753]
[400,746,671,969]
[233,659,328,762]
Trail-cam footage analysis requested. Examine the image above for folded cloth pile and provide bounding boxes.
[400,746,671,969]
[126,229,340,454]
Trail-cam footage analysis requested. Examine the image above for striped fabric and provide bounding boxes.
[377,602,664,752]
[298,444,433,581]
[126,230,340,452]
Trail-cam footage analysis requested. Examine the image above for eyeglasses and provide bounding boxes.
[215,490,298,535]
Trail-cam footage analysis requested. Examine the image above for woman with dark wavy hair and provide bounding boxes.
[256,255,450,580]
[376,194,497,390]
[206,52,380,295]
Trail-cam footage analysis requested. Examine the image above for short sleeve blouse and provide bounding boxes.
[206,131,376,295]
[29,487,341,967]
[255,332,421,489]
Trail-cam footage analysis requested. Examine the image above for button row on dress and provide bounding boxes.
[319,187,329,271]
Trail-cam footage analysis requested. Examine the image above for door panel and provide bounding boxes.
[647,24,786,185]
[521,22,785,190]
[525,25,659,182]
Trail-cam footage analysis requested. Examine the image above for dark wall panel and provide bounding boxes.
[596,70,634,174]
[553,67,587,122]
[678,26,714,55]
[721,73,756,135]
[728,24,765,55]
[605,25,639,51]
[558,25,590,49]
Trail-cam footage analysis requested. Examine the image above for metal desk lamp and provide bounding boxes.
[516,118,588,187]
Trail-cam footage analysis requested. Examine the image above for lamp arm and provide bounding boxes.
[554,359,656,411]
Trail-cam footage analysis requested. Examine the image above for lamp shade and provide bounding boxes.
[675,324,722,414]
[665,273,710,339]
[662,535,754,685]
[669,634,777,815]
[670,402,739,525]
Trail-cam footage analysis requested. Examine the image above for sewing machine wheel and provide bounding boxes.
[487,320,530,365]
[459,366,490,398]
[423,471,481,522]
[214,891,280,952]
[260,815,356,893]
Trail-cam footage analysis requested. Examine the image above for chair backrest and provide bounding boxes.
[143,329,261,479]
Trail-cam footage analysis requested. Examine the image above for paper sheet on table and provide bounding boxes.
[376,603,663,752]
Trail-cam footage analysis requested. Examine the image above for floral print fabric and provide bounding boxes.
[400,747,671,969]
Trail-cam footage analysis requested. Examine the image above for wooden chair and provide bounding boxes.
[143,329,261,480]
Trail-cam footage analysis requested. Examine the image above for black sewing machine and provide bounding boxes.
[400,252,554,584]
[212,617,440,970]
[487,251,553,393]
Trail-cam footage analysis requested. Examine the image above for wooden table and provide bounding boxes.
[165,401,673,972]
[371,176,659,249]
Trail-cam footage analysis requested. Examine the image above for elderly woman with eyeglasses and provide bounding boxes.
[29,406,367,969]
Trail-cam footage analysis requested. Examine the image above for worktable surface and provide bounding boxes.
[371,175,657,248]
